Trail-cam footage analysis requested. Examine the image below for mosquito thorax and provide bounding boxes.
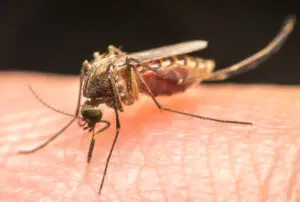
[81,102,103,124]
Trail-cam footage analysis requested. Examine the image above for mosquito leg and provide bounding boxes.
[18,63,86,154]
[132,66,253,125]
[98,77,121,195]
[205,15,296,81]
[87,120,111,163]
[121,63,140,105]
[107,67,125,112]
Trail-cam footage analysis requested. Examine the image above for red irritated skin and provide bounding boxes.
[0,72,300,202]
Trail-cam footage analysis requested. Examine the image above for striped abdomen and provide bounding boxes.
[138,55,215,96]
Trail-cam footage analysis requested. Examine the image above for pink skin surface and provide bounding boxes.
[0,72,300,202]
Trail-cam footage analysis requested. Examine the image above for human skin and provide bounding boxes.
[0,72,299,202]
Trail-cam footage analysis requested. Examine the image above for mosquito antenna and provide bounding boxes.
[28,84,75,117]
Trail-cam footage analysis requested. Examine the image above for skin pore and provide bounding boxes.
[0,72,299,202]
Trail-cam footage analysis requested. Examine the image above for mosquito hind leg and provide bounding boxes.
[205,15,296,81]
[132,65,252,125]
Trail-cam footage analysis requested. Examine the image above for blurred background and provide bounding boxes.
[4,0,299,84]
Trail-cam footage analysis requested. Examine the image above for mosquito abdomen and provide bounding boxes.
[139,56,215,96]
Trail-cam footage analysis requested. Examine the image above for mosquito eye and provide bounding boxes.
[81,109,102,123]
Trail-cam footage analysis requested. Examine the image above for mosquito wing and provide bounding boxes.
[128,40,208,62]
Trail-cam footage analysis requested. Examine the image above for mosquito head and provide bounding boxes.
[81,102,103,125]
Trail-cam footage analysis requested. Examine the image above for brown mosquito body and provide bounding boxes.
[19,16,296,196]
[138,55,215,96]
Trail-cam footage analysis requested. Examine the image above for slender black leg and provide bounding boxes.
[206,16,295,81]
[98,77,121,195]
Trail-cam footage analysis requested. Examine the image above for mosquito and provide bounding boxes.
[19,16,295,195]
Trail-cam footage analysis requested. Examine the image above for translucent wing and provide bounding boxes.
[128,40,207,62]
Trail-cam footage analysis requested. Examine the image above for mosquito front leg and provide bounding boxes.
[108,73,125,112]
[122,64,140,105]
[98,76,121,195]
